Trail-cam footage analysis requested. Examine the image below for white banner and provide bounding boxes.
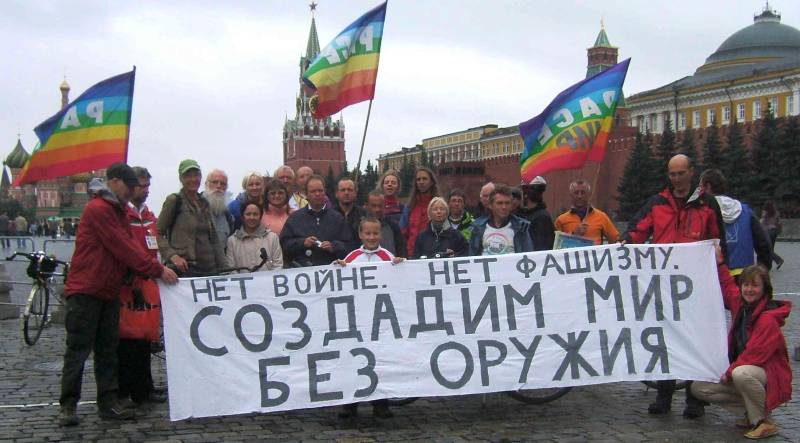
[160,241,729,420]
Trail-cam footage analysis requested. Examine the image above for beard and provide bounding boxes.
[206,190,229,216]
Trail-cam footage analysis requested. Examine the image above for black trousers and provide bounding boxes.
[59,294,120,410]
[118,339,154,402]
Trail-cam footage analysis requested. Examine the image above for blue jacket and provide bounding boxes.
[715,196,771,271]
[469,214,534,256]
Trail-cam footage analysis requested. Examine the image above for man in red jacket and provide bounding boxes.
[59,163,177,427]
[622,154,725,419]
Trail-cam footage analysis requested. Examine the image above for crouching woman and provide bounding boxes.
[691,263,792,440]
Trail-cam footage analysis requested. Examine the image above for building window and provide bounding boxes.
[678,112,686,130]
[786,95,794,116]
[707,108,716,126]
[723,106,731,124]
[738,103,746,121]
[768,97,778,115]
[754,100,761,119]
[693,110,701,128]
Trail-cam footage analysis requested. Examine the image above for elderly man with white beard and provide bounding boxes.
[203,169,234,244]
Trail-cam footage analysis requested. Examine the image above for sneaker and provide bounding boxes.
[648,395,672,414]
[98,405,136,420]
[683,403,705,419]
[372,402,394,419]
[744,419,778,439]
[58,407,79,427]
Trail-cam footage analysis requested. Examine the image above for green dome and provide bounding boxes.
[701,8,800,69]
[5,139,30,169]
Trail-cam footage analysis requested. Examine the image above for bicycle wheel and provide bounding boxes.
[386,397,419,406]
[506,387,573,405]
[642,380,688,390]
[22,286,49,346]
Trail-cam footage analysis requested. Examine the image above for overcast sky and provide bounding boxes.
[2,0,798,210]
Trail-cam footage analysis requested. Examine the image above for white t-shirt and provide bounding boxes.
[482,222,515,255]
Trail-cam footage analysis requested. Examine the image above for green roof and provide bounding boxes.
[5,139,30,169]
[593,28,614,48]
[306,17,320,59]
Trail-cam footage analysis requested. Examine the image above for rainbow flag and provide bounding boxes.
[303,2,386,119]
[14,69,135,185]
[519,59,630,183]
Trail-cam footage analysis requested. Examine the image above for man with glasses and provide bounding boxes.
[622,154,725,419]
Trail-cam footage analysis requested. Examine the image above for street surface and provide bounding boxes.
[0,239,798,442]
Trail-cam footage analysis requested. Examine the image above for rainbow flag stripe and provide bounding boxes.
[518,59,630,183]
[14,69,135,185]
[303,2,386,119]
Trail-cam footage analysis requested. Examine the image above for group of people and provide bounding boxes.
[58,155,792,439]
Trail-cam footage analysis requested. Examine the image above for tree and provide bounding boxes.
[699,123,723,174]
[324,165,337,205]
[419,146,433,169]
[679,126,697,165]
[774,115,800,215]
[357,160,379,204]
[749,104,780,205]
[721,118,749,201]
[617,131,659,220]
[398,155,416,198]
[654,116,676,188]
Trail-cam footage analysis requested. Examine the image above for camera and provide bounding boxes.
[314,240,323,248]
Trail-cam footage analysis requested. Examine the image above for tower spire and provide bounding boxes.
[306,3,321,60]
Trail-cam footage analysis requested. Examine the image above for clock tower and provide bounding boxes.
[283,3,347,176]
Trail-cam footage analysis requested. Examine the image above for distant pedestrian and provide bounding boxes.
[760,201,784,270]
[0,213,10,248]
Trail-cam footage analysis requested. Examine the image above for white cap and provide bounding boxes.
[522,176,546,186]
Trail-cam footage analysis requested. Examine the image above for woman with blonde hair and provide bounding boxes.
[228,171,265,230]
[411,197,467,259]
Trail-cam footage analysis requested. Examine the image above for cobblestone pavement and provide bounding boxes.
[0,240,798,442]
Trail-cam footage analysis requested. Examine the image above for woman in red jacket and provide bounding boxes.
[691,263,792,439]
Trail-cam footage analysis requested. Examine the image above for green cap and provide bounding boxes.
[178,159,201,176]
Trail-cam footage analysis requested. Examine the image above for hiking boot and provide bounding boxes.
[682,402,705,418]
[58,407,79,427]
[648,394,672,414]
[372,401,393,419]
[338,403,358,419]
[98,405,136,420]
[744,419,778,439]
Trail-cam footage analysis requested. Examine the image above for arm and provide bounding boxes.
[329,216,352,259]
[279,215,307,257]
[531,213,555,251]
[623,198,655,244]
[452,231,469,257]
[717,264,739,310]
[156,194,180,262]
[267,233,283,269]
[604,216,620,243]
[468,225,482,256]
[391,221,407,258]
[725,317,786,380]
[88,204,164,278]
[750,215,772,270]
[225,237,236,269]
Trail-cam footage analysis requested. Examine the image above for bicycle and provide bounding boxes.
[7,251,69,346]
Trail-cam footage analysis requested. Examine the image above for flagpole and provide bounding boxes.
[353,100,373,183]
[591,161,602,207]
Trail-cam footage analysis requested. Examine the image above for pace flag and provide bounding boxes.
[518,59,630,183]
[14,69,136,185]
[303,2,386,119]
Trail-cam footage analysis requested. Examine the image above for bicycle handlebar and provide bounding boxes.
[6,251,69,267]
[169,247,270,278]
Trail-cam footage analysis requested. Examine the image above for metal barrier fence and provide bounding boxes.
[0,236,36,252]
[42,239,76,256]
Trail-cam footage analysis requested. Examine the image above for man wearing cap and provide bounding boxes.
[516,176,555,250]
[157,159,227,276]
[59,163,178,427]
[555,179,619,245]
